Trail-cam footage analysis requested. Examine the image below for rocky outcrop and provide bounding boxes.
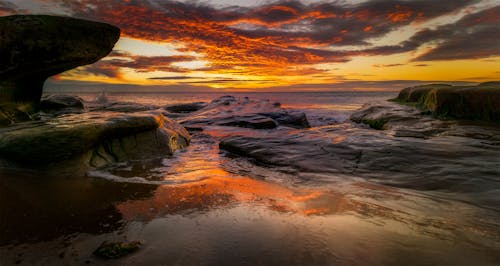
[220,111,500,191]
[395,82,500,122]
[0,111,190,168]
[87,101,159,113]
[40,94,86,116]
[0,15,120,122]
[179,96,310,129]
[165,102,208,113]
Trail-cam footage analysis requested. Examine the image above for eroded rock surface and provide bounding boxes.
[0,15,120,122]
[178,96,310,129]
[220,102,500,193]
[396,82,500,122]
[0,111,190,168]
[40,94,86,116]
[165,102,208,113]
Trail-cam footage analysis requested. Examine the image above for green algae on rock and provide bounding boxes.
[395,82,500,122]
[0,15,120,123]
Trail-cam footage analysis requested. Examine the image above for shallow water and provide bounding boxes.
[1,92,499,265]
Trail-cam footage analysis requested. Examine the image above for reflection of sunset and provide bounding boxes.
[116,174,353,221]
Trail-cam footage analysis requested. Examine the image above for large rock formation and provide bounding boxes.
[0,111,190,168]
[177,96,310,130]
[395,82,500,122]
[0,15,120,123]
[220,105,500,191]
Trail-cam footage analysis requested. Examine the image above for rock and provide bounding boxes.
[180,96,310,129]
[88,102,159,113]
[40,94,85,116]
[0,103,35,126]
[93,241,141,259]
[0,111,190,167]
[395,82,500,122]
[351,102,421,130]
[0,15,120,120]
[258,111,310,128]
[164,102,207,113]
[216,115,278,129]
[219,117,500,191]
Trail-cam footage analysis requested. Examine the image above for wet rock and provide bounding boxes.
[0,104,35,126]
[395,82,500,122]
[216,115,278,129]
[87,102,159,113]
[0,111,190,167]
[221,107,500,192]
[40,95,85,116]
[93,241,141,259]
[259,111,310,128]
[0,15,120,120]
[164,102,207,113]
[351,102,429,131]
[180,96,310,129]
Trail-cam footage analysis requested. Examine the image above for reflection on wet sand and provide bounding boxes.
[117,174,353,221]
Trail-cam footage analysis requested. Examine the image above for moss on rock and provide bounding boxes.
[395,82,500,122]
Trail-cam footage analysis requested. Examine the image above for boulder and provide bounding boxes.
[215,115,278,129]
[0,15,120,121]
[40,94,86,116]
[0,111,190,167]
[88,102,159,113]
[164,102,208,113]
[395,82,500,122]
[180,96,310,129]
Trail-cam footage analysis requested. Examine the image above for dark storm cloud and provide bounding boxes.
[356,6,500,61]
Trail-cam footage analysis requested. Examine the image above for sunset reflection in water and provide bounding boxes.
[117,174,352,221]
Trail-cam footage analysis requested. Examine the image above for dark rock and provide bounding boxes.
[93,241,141,259]
[180,96,310,129]
[210,95,237,105]
[395,82,500,122]
[164,102,207,113]
[258,111,310,128]
[220,115,500,192]
[0,15,120,119]
[0,104,35,126]
[351,102,450,135]
[216,115,278,129]
[397,84,452,103]
[0,111,190,167]
[40,94,85,115]
[87,102,159,113]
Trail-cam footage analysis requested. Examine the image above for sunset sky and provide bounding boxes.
[2,0,499,91]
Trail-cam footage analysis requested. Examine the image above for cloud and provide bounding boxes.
[372,63,404,68]
[0,1,20,15]
[412,6,500,61]
[357,6,500,61]
[148,76,206,80]
[7,0,496,82]
[49,0,481,75]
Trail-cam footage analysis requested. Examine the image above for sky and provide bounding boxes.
[1,0,499,91]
